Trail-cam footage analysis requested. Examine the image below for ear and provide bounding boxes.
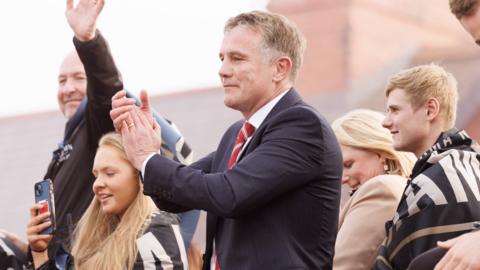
[424,97,440,121]
[272,56,293,83]
[375,151,386,163]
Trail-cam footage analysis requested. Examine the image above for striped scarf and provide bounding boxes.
[373,128,480,270]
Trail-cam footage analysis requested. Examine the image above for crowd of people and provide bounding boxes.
[1,0,480,269]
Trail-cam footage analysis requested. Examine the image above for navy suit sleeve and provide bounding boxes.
[146,152,215,213]
[144,106,339,217]
[190,151,215,172]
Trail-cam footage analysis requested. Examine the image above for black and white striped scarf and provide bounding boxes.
[134,212,188,270]
[373,128,480,270]
[34,212,188,270]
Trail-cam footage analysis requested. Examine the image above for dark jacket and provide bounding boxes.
[144,89,343,270]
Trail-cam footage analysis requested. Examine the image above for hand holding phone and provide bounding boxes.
[33,179,55,235]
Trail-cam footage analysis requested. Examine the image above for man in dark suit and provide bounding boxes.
[111,11,342,270]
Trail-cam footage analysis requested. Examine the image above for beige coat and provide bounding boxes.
[333,174,407,270]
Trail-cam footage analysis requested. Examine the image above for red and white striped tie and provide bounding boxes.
[227,121,255,169]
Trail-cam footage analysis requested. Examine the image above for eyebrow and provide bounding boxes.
[220,50,248,59]
[342,160,352,166]
[92,165,116,174]
[58,71,85,79]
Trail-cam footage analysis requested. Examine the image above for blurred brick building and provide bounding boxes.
[269,0,480,139]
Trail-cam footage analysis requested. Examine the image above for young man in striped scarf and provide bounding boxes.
[372,64,480,270]
[419,1,480,269]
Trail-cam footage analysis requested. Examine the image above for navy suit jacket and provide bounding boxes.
[143,89,342,270]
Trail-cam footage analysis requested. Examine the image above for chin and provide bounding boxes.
[102,209,118,217]
[64,112,74,119]
[392,141,404,151]
[66,104,81,118]
[224,99,238,110]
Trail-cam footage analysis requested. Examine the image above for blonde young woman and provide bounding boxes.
[331,109,416,270]
[27,133,187,270]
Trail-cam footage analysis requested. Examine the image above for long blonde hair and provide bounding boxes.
[71,132,157,270]
[332,109,416,177]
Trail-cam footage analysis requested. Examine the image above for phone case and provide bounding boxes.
[34,179,56,234]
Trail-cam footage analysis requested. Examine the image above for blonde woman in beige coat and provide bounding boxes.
[332,109,416,270]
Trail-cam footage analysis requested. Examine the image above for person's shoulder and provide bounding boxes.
[220,120,243,137]
[139,212,180,241]
[423,147,474,174]
[281,100,321,117]
[135,212,184,268]
[149,211,180,227]
[268,102,329,131]
[368,174,407,185]
[354,174,407,199]
[428,136,480,164]
[218,120,244,144]
[265,104,339,154]
[227,120,244,130]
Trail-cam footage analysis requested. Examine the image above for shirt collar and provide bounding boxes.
[247,88,290,129]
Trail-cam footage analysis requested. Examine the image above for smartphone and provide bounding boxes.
[34,179,55,234]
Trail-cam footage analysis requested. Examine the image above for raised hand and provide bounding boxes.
[66,0,105,41]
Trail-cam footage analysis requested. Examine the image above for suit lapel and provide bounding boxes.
[238,88,303,161]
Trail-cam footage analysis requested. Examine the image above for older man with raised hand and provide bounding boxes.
[43,0,122,255]
[0,1,197,266]
[1,0,118,267]
[111,11,342,270]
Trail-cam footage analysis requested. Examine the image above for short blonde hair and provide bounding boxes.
[385,64,458,128]
[332,109,416,177]
[225,11,306,82]
[449,0,480,19]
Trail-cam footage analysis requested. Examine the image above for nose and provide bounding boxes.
[61,79,78,96]
[218,60,233,81]
[92,176,106,193]
[341,175,350,185]
[382,115,392,129]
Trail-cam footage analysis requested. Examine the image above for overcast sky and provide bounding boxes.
[0,0,267,117]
